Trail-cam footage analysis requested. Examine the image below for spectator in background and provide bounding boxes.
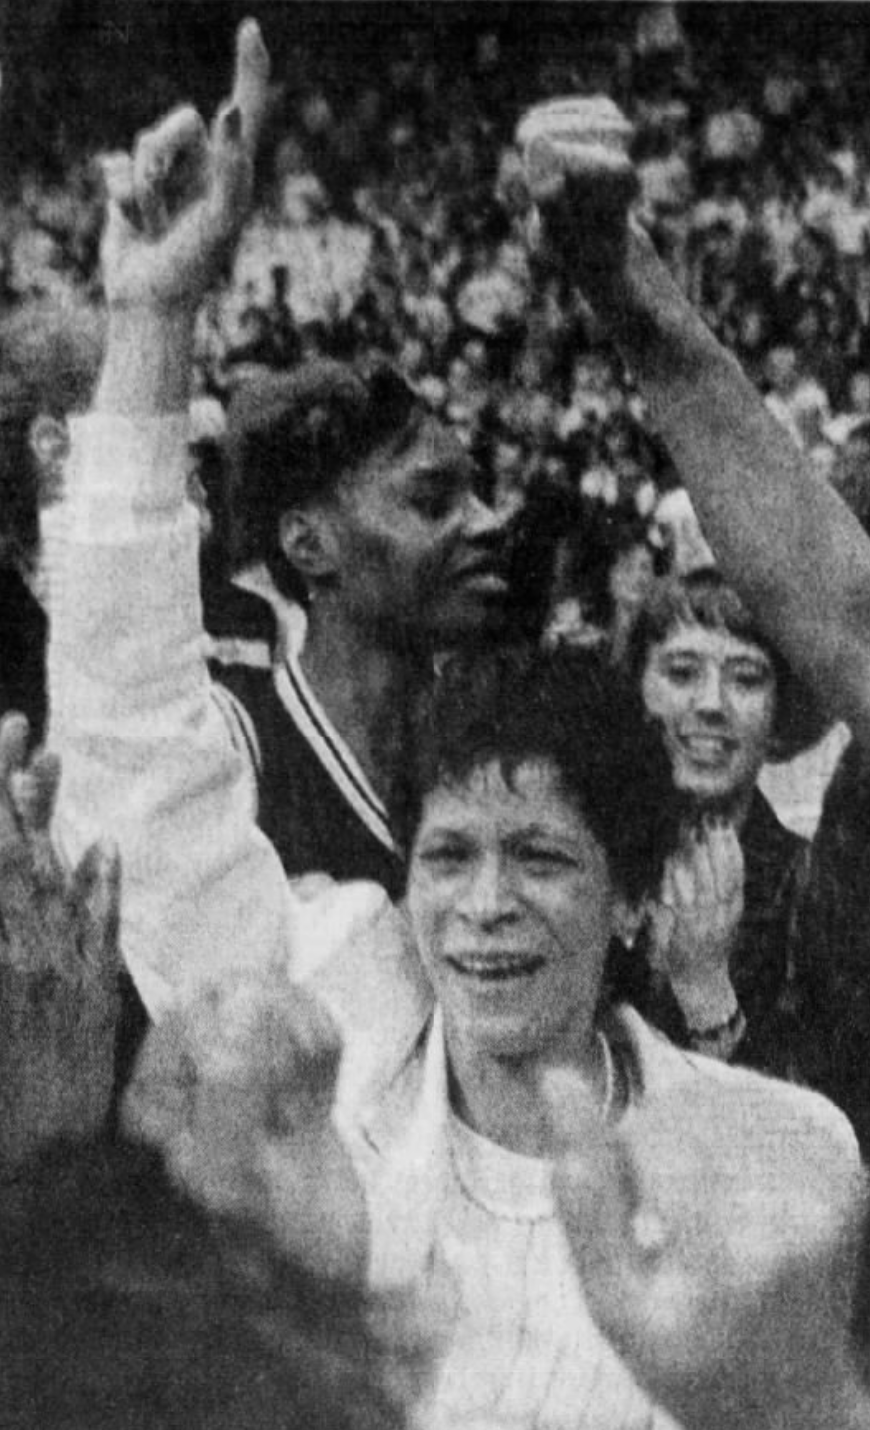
[776,224,855,342]
[721,295,773,388]
[547,510,659,657]
[829,413,870,515]
[225,292,276,371]
[608,569,825,1082]
[265,263,302,369]
[604,528,658,664]
[764,342,831,449]
[701,85,763,173]
[652,486,714,575]
[0,295,103,741]
[803,158,870,299]
[756,164,804,286]
[11,0,870,833]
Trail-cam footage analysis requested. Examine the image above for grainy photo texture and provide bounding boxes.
[2,5,870,1428]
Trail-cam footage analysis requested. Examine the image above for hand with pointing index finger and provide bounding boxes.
[99,18,270,313]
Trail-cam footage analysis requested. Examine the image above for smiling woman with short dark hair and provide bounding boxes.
[608,567,826,1079]
[333,642,856,1430]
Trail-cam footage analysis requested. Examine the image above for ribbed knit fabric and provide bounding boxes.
[355,1010,679,1430]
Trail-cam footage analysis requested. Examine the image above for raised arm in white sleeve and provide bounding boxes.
[49,410,293,1016]
[45,24,296,1017]
[46,28,429,1067]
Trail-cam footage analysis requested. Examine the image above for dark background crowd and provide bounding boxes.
[5,2,870,660]
[4,11,870,1427]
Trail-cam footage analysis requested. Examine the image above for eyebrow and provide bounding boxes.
[416,821,582,842]
[505,823,580,841]
[657,644,771,665]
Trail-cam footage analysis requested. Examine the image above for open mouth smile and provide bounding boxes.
[677,733,737,764]
[456,567,510,596]
[447,954,545,981]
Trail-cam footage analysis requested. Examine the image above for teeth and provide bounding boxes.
[683,737,730,757]
[452,957,540,979]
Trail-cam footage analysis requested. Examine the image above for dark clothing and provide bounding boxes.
[0,566,48,744]
[217,661,406,902]
[792,740,870,1155]
[205,580,404,895]
[108,970,151,1137]
[113,589,406,1124]
[775,271,856,347]
[721,790,810,1077]
[606,790,810,1079]
[503,476,580,642]
[203,575,278,666]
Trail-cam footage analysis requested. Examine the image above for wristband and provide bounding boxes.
[687,1006,747,1058]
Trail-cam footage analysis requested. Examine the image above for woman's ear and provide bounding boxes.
[278,507,340,584]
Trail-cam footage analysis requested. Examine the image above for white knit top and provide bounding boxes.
[422,1109,669,1430]
[359,1012,677,1430]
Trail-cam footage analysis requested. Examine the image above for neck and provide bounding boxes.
[299,602,428,800]
[447,1024,608,1158]
[730,784,755,833]
[690,783,755,833]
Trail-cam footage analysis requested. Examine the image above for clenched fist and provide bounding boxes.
[515,95,638,282]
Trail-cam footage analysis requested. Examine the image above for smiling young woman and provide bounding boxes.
[606,568,826,1078]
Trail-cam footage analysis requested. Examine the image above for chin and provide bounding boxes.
[428,603,510,649]
[676,768,741,806]
[458,1012,548,1061]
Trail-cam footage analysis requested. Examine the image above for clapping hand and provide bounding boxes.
[0,713,120,1174]
[545,1066,868,1430]
[124,973,442,1420]
[647,818,744,1031]
[124,971,371,1286]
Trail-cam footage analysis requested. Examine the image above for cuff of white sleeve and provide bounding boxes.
[66,412,190,537]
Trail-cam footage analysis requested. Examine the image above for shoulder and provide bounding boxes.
[740,792,809,911]
[746,788,806,850]
[611,1004,860,1170]
[816,737,870,852]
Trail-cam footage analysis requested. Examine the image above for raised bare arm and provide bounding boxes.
[524,110,870,752]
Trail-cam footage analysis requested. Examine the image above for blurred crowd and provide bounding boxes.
[4,4,870,649]
[7,11,870,1430]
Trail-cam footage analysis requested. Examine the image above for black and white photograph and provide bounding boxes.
[2,3,870,1426]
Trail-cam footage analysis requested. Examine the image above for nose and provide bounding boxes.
[693,663,727,719]
[463,491,513,548]
[457,852,518,927]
